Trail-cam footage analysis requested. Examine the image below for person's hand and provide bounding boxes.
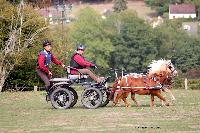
[48,71,52,78]
[62,64,65,68]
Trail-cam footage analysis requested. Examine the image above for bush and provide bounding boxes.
[188,79,200,90]
[173,77,184,89]
[173,77,200,90]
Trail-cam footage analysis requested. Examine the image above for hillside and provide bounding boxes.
[70,1,156,20]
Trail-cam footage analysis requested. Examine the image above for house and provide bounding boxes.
[37,4,73,25]
[169,4,196,19]
[182,22,198,35]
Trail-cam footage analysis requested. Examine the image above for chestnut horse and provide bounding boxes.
[111,59,178,108]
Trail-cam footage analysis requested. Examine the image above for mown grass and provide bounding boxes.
[0,89,200,133]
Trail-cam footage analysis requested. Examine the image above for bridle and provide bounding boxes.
[167,62,177,76]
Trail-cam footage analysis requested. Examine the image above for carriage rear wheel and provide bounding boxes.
[50,88,72,109]
[81,88,103,109]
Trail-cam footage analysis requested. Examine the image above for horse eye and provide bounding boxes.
[168,66,172,69]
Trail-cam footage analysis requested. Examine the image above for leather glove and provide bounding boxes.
[91,64,97,70]
[62,64,66,68]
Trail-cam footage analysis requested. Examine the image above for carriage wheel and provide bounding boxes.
[100,89,110,107]
[68,87,78,108]
[50,88,72,109]
[81,88,103,109]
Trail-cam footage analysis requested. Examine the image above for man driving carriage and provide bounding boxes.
[36,40,65,97]
[70,44,105,83]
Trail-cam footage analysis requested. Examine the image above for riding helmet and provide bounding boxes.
[43,39,51,47]
[77,43,86,51]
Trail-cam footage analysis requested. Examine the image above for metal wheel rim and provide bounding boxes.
[50,88,72,109]
[81,88,103,109]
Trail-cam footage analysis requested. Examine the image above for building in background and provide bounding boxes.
[169,4,196,19]
[182,22,198,35]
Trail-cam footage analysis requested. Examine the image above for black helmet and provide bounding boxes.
[43,39,51,47]
[77,43,85,50]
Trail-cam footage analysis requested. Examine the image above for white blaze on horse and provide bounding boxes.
[110,59,178,108]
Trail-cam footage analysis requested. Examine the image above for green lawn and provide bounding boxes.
[0,89,200,133]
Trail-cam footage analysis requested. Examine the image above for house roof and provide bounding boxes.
[169,4,196,14]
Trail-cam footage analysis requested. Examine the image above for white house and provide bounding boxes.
[169,4,196,19]
[182,22,198,35]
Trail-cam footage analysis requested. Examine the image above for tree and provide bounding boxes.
[0,0,47,91]
[154,19,200,73]
[68,7,113,69]
[113,0,127,13]
[106,11,158,73]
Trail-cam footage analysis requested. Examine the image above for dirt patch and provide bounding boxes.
[45,116,73,126]
[189,125,200,129]
[70,1,156,20]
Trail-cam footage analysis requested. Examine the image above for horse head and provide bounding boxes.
[147,59,178,85]
[153,71,173,85]
[165,60,178,77]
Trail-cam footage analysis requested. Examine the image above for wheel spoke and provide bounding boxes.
[50,88,72,109]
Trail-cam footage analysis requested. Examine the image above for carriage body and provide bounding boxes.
[48,67,111,109]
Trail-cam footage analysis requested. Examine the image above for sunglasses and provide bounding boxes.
[78,49,84,51]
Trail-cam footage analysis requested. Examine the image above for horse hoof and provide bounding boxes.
[112,103,117,107]
[166,103,170,106]
[137,103,141,107]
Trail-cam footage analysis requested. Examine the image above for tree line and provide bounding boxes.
[1,0,200,90]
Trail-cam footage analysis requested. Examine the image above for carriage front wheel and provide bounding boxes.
[50,88,72,109]
[81,88,103,109]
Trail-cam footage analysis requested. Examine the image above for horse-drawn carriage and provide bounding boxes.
[48,66,111,109]
[47,59,177,109]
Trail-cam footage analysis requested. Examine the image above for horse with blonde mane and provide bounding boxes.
[111,59,178,108]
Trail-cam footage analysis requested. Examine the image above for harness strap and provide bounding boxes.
[125,76,128,86]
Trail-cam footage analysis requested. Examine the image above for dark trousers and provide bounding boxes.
[36,69,50,91]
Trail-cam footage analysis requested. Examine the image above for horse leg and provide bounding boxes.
[131,92,140,107]
[113,92,122,106]
[108,89,115,101]
[150,94,154,108]
[155,92,170,106]
[121,92,130,107]
[165,88,176,101]
[161,90,166,106]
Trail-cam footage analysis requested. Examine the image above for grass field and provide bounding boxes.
[0,89,200,133]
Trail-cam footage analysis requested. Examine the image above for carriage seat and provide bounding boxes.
[68,74,88,80]
[66,66,88,80]
[49,78,71,82]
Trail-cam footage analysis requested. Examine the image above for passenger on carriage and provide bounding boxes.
[36,39,65,96]
[70,44,105,83]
